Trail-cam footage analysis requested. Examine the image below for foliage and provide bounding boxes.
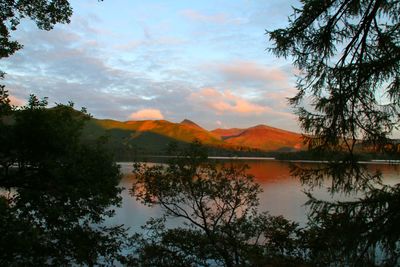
[127,141,307,267]
[269,1,400,266]
[269,0,400,153]
[0,0,103,59]
[1,0,70,58]
[0,93,126,266]
[0,1,129,265]
[276,150,400,161]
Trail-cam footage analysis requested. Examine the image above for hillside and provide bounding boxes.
[102,119,222,144]
[211,128,244,139]
[179,119,205,131]
[83,118,303,159]
[83,118,227,158]
[212,125,303,152]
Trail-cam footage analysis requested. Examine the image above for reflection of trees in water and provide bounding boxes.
[125,142,308,266]
[292,158,382,194]
[291,159,400,266]
[128,141,400,266]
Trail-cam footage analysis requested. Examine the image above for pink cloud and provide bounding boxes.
[128,109,164,120]
[190,88,266,114]
[218,61,289,85]
[9,95,26,106]
[264,89,297,109]
[198,87,220,97]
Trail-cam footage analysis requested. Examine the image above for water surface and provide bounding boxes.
[109,160,400,231]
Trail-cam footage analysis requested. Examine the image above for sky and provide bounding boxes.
[2,0,301,131]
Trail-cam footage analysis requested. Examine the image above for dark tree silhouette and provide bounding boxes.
[0,95,126,266]
[269,1,400,266]
[0,0,104,59]
[269,0,400,153]
[0,2,128,265]
[125,142,306,267]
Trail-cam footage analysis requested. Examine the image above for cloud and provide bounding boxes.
[1,2,301,133]
[128,109,164,120]
[216,61,290,87]
[190,88,266,115]
[188,87,297,131]
[9,95,26,106]
[181,9,243,24]
[115,36,186,51]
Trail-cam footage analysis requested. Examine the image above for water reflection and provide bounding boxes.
[113,158,400,265]
[107,170,162,232]
[114,160,400,229]
[219,160,309,225]
[291,159,400,266]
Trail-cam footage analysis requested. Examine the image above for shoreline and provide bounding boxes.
[117,157,400,165]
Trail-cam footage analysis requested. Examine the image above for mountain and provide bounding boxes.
[211,124,303,152]
[180,119,205,131]
[83,118,226,158]
[211,128,244,140]
[83,118,303,159]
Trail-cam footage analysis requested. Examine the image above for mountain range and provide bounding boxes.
[83,118,303,159]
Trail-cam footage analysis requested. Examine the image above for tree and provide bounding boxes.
[269,1,400,266]
[0,0,105,59]
[0,94,126,266]
[269,0,400,153]
[0,2,128,265]
[126,141,306,267]
[0,0,103,87]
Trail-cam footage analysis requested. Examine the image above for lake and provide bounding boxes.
[108,159,400,232]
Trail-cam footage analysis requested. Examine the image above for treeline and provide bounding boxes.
[275,150,400,161]
[0,94,125,265]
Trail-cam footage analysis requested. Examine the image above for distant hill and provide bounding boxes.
[83,118,226,159]
[211,125,303,152]
[180,119,205,131]
[211,128,244,139]
[82,118,303,159]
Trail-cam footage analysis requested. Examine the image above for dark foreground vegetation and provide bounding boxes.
[0,92,127,265]
[274,150,400,161]
[1,0,400,266]
[125,141,400,267]
[125,141,306,266]
[1,94,399,266]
